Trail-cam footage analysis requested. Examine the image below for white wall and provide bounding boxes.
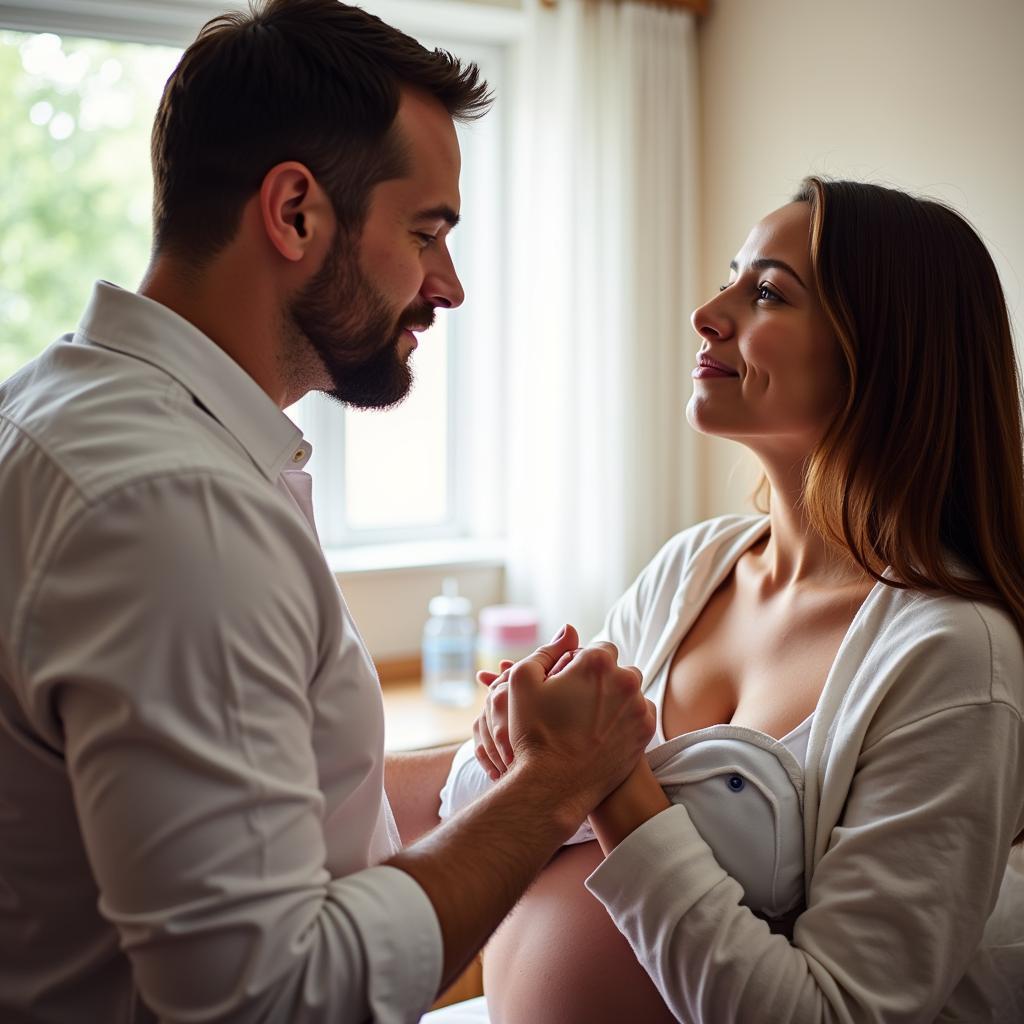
[695,0,1024,517]
[338,563,505,661]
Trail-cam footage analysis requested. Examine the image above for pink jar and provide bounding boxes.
[477,605,540,673]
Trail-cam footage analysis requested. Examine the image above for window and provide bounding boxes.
[288,51,506,548]
[0,29,181,379]
[0,4,510,559]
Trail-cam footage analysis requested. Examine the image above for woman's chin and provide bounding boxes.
[685,400,736,439]
[685,390,732,433]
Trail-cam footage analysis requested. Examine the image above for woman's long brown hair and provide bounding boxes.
[788,178,1024,845]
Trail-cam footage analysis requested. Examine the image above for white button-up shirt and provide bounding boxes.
[0,282,442,1023]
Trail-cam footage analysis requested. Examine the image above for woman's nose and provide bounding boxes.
[691,295,733,342]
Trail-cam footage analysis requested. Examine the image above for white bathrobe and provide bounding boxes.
[431,514,1024,1023]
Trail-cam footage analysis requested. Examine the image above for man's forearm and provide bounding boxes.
[388,630,654,995]
[384,743,460,844]
[387,760,585,993]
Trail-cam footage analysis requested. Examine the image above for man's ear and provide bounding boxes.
[258,161,333,262]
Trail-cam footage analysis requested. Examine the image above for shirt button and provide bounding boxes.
[727,774,745,793]
[292,450,304,463]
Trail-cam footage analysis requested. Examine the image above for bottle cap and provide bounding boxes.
[429,577,472,617]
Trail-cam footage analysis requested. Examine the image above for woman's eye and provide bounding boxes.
[756,283,781,303]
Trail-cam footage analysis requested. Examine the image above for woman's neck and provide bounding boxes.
[754,459,868,593]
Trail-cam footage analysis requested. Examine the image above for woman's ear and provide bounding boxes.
[258,161,332,262]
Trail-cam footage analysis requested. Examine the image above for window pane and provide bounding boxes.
[0,30,180,378]
[344,311,450,530]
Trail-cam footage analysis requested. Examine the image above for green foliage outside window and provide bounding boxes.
[0,30,180,379]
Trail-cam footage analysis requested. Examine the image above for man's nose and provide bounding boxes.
[422,245,465,310]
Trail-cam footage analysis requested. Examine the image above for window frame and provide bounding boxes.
[293,46,507,549]
[0,1,524,49]
[0,0,521,564]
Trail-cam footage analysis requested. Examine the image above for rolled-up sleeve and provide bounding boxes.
[15,471,442,1023]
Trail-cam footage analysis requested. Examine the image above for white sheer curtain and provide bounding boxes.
[503,0,701,642]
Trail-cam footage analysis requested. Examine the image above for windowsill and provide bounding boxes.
[326,537,506,576]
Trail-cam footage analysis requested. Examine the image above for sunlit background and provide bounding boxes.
[2,0,1022,661]
[0,27,457,542]
[0,31,178,378]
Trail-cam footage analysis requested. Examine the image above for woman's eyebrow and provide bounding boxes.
[729,257,806,290]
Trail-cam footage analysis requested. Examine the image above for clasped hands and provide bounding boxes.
[472,625,669,849]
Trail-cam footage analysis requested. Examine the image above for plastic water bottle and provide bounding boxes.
[422,578,477,707]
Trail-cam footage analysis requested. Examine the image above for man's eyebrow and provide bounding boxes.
[414,204,460,228]
[729,257,806,290]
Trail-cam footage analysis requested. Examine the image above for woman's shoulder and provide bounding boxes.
[861,584,1024,716]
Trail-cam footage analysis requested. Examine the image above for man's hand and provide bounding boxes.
[496,626,654,826]
[474,645,581,779]
[477,641,667,852]
[389,626,652,992]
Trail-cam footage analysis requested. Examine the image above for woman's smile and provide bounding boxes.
[693,351,740,378]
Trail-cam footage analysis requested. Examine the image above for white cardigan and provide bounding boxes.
[584,515,1024,1023]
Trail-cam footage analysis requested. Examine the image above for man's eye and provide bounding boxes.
[416,232,438,248]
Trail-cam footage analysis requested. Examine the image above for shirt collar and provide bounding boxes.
[75,281,311,480]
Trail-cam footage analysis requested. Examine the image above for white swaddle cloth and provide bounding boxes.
[439,722,806,921]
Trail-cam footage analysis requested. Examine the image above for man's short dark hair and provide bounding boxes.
[150,0,491,263]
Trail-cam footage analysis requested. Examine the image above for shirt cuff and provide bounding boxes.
[331,864,442,1024]
[584,804,728,930]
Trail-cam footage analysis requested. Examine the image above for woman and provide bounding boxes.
[431,178,1024,1023]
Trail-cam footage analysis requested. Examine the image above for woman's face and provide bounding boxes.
[686,202,844,460]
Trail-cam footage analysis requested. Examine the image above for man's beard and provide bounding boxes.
[287,232,434,410]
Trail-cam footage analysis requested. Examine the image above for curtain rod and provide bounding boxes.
[539,0,709,13]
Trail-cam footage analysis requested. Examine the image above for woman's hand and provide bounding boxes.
[473,648,583,780]
[473,660,513,779]
[588,735,669,853]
